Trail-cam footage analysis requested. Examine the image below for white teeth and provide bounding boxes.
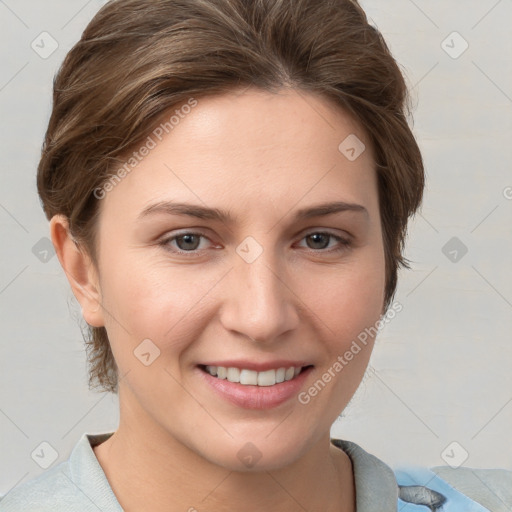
[239,369,258,385]
[257,369,276,387]
[226,367,240,383]
[285,367,295,381]
[275,367,286,383]
[204,365,304,386]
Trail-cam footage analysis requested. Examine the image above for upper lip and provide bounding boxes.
[199,360,313,372]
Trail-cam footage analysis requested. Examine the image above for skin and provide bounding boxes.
[51,86,386,512]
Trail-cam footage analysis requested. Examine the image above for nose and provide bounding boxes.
[219,246,300,344]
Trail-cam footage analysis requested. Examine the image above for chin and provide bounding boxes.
[196,431,318,473]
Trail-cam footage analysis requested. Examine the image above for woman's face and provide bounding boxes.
[90,87,385,470]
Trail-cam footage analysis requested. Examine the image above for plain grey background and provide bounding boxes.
[0,0,511,496]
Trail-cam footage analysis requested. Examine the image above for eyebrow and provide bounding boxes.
[137,200,368,223]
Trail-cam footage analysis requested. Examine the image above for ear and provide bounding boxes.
[50,214,105,327]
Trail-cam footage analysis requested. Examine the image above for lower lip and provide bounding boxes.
[197,366,313,410]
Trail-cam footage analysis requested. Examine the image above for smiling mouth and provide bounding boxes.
[199,365,313,387]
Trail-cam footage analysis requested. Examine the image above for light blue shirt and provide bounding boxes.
[1,433,509,511]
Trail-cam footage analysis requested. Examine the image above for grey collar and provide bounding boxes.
[331,438,399,511]
[75,434,400,511]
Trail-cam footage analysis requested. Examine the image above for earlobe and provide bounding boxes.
[49,215,105,327]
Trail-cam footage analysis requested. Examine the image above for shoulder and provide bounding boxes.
[430,465,512,512]
[331,437,510,512]
[0,432,119,512]
[395,463,512,511]
[0,461,84,510]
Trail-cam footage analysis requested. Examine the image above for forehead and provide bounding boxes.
[100,87,378,221]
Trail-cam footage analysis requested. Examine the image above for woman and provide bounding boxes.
[0,0,509,510]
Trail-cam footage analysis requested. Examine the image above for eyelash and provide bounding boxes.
[158,230,352,257]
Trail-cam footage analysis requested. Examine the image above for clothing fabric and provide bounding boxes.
[428,465,512,512]
[394,466,497,512]
[0,433,122,512]
[0,433,509,511]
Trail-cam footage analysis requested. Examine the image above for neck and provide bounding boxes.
[93,395,355,512]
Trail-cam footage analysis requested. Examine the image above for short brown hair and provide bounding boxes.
[37,0,424,393]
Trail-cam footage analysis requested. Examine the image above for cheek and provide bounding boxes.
[98,256,220,361]
[319,249,386,341]
[296,257,385,424]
